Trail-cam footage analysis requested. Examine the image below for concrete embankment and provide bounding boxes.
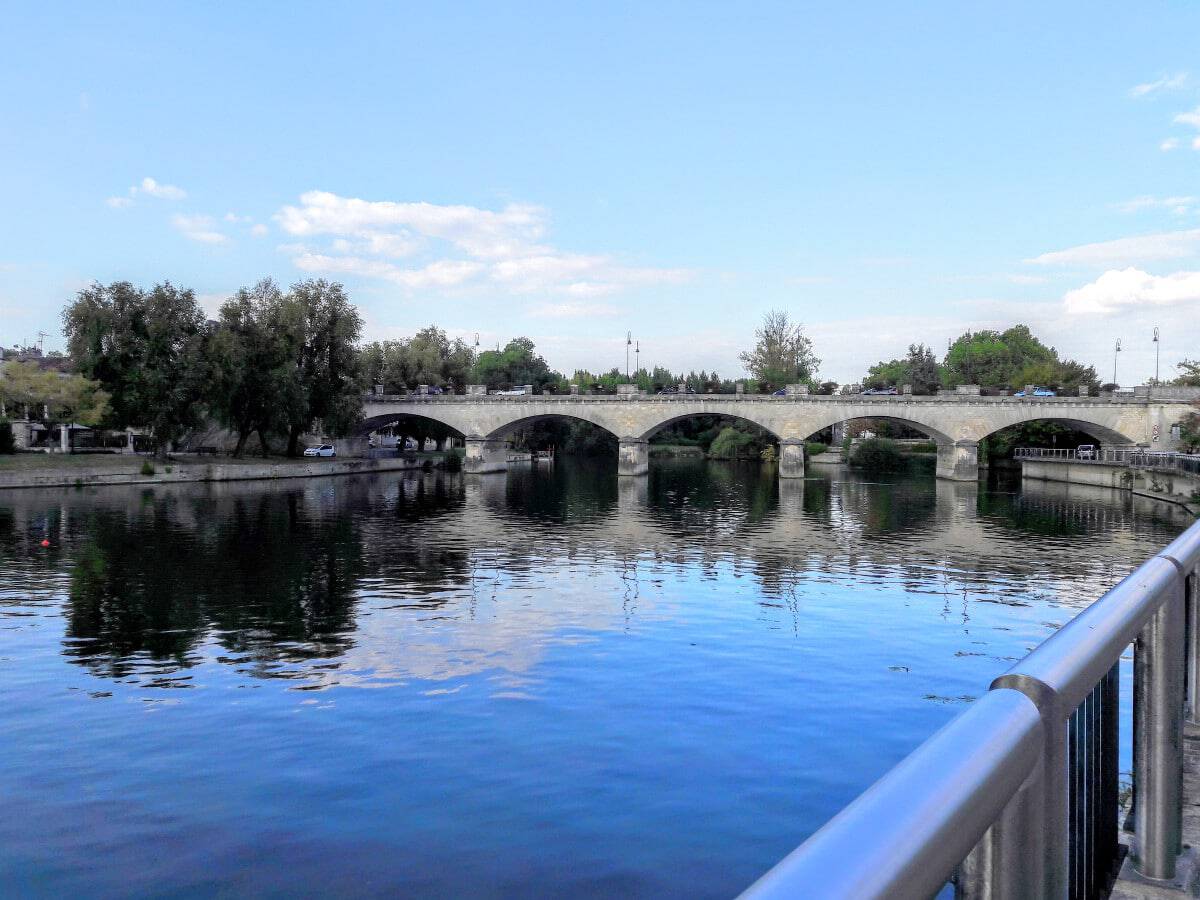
[0,456,433,491]
[1021,458,1200,516]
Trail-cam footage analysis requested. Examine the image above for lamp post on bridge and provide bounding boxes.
[625,331,632,380]
[1113,338,1121,387]
[1153,326,1160,385]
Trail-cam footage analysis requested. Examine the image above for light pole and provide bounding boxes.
[625,331,632,380]
[635,340,640,377]
[1153,326,1160,384]
[1113,338,1122,386]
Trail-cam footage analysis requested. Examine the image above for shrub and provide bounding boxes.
[0,419,13,454]
[804,441,828,457]
[708,426,756,459]
[909,441,937,454]
[850,437,907,472]
[140,460,156,476]
[444,449,463,472]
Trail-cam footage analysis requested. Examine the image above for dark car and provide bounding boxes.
[772,388,788,396]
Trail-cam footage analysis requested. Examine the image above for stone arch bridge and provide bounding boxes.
[357,393,1190,481]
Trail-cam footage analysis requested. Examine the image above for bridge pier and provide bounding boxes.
[936,440,980,481]
[464,437,509,474]
[618,438,649,476]
[779,438,806,479]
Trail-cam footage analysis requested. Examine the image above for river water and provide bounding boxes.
[0,460,1191,897]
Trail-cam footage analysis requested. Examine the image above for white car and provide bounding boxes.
[1077,444,1096,460]
[304,444,336,458]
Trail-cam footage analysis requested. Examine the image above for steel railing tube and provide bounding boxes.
[739,689,1043,900]
[957,753,1046,899]
[1132,580,1186,880]
[1190,572,1200,727]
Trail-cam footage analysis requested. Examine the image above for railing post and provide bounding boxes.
[957,755,1046,899]
[1132,579,1186,879]
[1188,570,1200,727]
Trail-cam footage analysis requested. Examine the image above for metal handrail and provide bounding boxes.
[742,516,1200,899]
[1016,446,1200,476]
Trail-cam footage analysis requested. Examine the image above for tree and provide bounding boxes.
[864,343,941,394]
[942,325,1097,391]
[475,337,561,391]
[739,310,820,390]
[0,361,109,437]
[62,281,210,456]
[1174,359,1200,387]
[210,280,296,457]
[274,280,364,457]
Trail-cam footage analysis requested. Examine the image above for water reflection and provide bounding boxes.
[0,460,1191,898]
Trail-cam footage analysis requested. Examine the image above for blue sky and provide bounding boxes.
[1,2,1198,383]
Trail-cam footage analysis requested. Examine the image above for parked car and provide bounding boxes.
[1014,387,1056,397]
[303,444,336,458]
[861,387,898,395]
[1077,444,1097,459]
[772,388,788,396]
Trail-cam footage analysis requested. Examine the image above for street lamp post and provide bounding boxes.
[1153,327,1160,385]
[625,331,632,380]
[635,341,640,377]
[1113,338,1122,387]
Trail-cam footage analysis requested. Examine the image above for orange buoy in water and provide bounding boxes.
[40,539,50,548]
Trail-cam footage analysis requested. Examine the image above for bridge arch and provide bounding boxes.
[634,410,782,442]
[354,412,467,439]
[483,412,621,442]
[974,413,1140,448]
[798,410,956,446]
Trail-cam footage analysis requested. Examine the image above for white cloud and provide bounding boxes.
[1115,195,1197,216]
[1026,229,1200,267]
[1174,106,1200,129]
[171,214,228,245]
[529,300,620,318]
[1161,138,1180,151]
[286,246,484,289]
[195,293,229,318]
[273,190,692,297]
[106,196,133,208]
[1007,274,1048,285]
[1194,136,1200,150]
[135,177,186,201]
[1129,73,1188,98]
[250,223,269,237]
[1063,267,1200,315]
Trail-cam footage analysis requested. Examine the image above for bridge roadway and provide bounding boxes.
[360,393,1191,481]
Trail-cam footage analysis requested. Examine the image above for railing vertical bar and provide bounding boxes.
[1088,681,1101,898]
[1075,710,1084,900]
[1102,662,1120,887]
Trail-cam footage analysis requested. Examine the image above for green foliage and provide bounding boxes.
[908,441,937,454]
[850,437,907,472]
[443,449,463,472]
[941,325,1097,392]
[209,280,296,457]
[0,419,13,454]
[804,441,828,456]
[864,343,940,394]
[0,360,110,428]
[360,325,475,393]
[708,426,757,459]
[140,459,156,476]
[279,280,364,455]
[1174,360,1200,387]
[475,337,560,391]
[1179,409,1200,451]
[983,421,1097,460]
[738,309,820,390]
[63,281,209,455]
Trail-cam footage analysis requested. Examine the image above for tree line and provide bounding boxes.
[60,279,363,457]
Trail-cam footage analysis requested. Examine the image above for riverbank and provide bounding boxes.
[0,452,437,490]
